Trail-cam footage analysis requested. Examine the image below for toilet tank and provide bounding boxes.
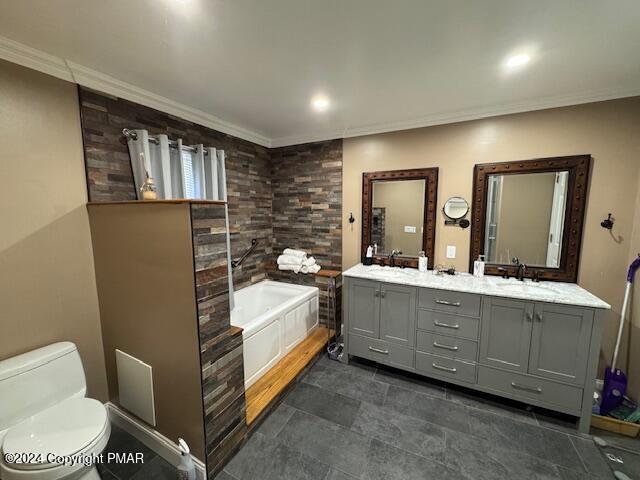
[0,342,87,435]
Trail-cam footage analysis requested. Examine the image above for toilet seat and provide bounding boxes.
[0,398,109,478]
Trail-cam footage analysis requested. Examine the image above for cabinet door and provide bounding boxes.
[480,297,534,373]
[380,283,417,347]
[528,303,594,385]
[348,278,380,338]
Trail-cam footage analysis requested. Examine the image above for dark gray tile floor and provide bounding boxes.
[218,355,640,480]
[98,424,177,480]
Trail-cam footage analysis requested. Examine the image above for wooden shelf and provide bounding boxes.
[87,199,226,206]
[315,269,342,278]
[245,326,331,425]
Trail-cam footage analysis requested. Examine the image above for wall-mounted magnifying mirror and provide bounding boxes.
[443,196,469,219]
[443,196,469,228]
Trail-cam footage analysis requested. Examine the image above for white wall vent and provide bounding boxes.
[115,349,156,426]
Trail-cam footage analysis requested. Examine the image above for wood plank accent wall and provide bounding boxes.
[190,203,247,478]
[79,87,274,291]
[269,140,343,273]
[79,88,344,324]
[269,141,343,325]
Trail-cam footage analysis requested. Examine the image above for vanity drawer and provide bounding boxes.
[416,331,478,362]
[416,352,476,384]
[477,366,583,414]
[417,310,479,340]
[349,334,414,370]
[419,288,481,317]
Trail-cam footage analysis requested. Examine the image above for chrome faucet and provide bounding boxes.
[516,263,527,281]
[388,249,401,268]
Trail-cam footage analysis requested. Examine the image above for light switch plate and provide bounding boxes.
[446,245,456,259]
[404,225,417,233]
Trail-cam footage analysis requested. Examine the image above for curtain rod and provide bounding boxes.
[122,128,209,156]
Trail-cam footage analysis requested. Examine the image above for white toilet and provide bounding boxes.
[0,342,111,480]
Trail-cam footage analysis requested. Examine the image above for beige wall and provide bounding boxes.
[0,60,108,400]
[344,97,640,370]
[494,172,555,266]
[372,179,425,255]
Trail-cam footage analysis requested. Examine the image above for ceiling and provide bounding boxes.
[1,0,639,147]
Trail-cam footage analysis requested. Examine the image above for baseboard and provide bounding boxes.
[106,402,207,480]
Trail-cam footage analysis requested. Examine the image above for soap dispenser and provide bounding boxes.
[418,251,428,272]
[473,255,485,277]
[364,245,373,266]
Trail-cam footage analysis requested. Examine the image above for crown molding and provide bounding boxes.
[3,35,639,150]
[0,35,271,147]
[66,62,271,147]
[270,86,640,147]
[0,35,74,82]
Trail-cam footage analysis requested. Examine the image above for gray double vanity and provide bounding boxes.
[348,155,610,433]
[343,265,609,432]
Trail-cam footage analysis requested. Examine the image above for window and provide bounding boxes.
[181,151,196,198]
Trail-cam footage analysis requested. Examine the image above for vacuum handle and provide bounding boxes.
[611,281,633,372]
[627,254,640,283]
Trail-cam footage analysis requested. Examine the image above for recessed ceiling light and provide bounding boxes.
[311,95,330,112]
[505,53,530,69]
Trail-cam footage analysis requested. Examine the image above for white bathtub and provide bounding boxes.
[231,280,319,388]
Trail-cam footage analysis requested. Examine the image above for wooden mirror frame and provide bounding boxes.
[469,154,591,282]
[362,167,439,268]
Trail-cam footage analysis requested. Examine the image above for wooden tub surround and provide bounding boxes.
[245,326,332,425]
[243,270,342,425]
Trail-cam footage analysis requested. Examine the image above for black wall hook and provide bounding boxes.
[348,213,355,224]
[601,213,614,230]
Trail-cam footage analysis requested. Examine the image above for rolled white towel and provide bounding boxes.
[301,264,321,274]
[278,264,301,273]
[283,248,307,259]
[302,256,316,267]
[307,264,321,274]
[277,254,304,266]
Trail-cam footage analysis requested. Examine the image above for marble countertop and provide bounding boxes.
[342,264,610,309]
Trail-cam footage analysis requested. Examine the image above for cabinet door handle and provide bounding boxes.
[380,290,386,298]
[536,312,543,322]
[434,320,460,330]
[526,312,533,322]
[432,363,457,373]
[511,382,542,394]
[433,341,459,351]
[435,299,461,307]
[368,346,389,355]
[374,290,380,297]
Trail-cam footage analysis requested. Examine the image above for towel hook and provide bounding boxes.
[601,213,614,230]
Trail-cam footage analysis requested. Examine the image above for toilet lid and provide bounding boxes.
[2,398,107,469]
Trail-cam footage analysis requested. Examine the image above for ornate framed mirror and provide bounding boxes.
[362,167,438,268]
[470,154,591,282]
